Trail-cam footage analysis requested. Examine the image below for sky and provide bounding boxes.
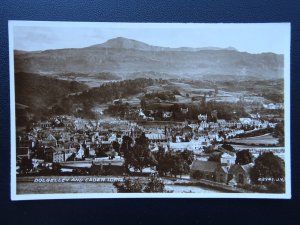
[11,22,290,54]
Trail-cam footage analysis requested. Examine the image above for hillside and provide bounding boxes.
[14,37,284,80]
[15,72,89,114]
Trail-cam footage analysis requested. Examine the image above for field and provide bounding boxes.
[229,134,279,145]
[144,80,270,105]
[17,181,117,194]
[16,176,222,194]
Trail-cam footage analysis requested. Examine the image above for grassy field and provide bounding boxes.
[230,133,279,145]
[16,176,222,194]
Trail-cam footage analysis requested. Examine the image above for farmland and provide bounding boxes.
[229,133,279,145]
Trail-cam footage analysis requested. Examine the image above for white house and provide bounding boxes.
[220,152,236,165]
[75,144,85,159]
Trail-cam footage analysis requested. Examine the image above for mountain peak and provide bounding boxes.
[100,37,153,50]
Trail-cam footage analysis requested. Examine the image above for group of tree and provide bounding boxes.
[120,134,157,174]
[51,78,158,119]
[250,151,285,193]
[113,174,168,193]
[120,133,194,177]
[141,100,248,122]
[154,147,194,178]
[144,91,177,102]
[15,72,88,122]
[106,103,131,117]
[235,149,253,165]
[18,157,33,175]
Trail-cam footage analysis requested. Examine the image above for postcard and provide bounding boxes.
[9,21,291,200]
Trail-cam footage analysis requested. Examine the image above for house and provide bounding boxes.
[53,148,66,163]
[198,114,207,122]
[191,160,231,183]
[60,132,71,142]
[89,147,96,157]
[215,165,229,183]
[190,160,219,181]
[228,163,254,186]
[75,145,85,160]
[198,121,209,131]
[263,103,283,110]
[40,121,51,128]
[41,134,57,147]
[217,119,227,128]
[52,147,76,163]
[239,118,252,125]
[145,133,167,142]
[180,108,189,114]
[113,99,123,105]
[163,111,173,119]
[220,152,236,165]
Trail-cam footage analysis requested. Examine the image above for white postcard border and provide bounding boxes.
[9,21,291,200]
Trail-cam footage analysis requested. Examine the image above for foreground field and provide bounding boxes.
[16,176,222,194]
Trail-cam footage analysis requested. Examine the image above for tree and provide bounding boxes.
[113,177,143,193]
[143,175,165,193]
[203,145,214,154]
[112,141,120,153]
[120,136,133,172]
[170,155,189,178]
[172,150,194,177]
[120,135,133,155]
[222,144,235,152]
[129,143,157,174]
[140,98,146,110]
[156,150,193,178]
[208,153,221,163]
[123,133,157,174]
[52,162,61,174]
[250,152,285,193]
[180,150,194,165]
[273,122,284,146]
[19,157,33,174]
[235,150,253,165]
[200,95,206,109]
[155,147,169,176]
[96,148,108,157]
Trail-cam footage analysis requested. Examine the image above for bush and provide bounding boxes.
[113,177,143,193]
[113,175,167,193]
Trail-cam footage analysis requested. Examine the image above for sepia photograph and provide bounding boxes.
[9,21,291,200]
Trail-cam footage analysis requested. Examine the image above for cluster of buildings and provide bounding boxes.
[16,107,283,187]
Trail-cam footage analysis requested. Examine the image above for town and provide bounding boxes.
[15,78,286,193]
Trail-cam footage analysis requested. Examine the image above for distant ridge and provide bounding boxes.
[88,37,238,52]
[14,37,283,80]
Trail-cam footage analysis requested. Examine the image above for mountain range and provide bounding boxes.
[14,37,284,80]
